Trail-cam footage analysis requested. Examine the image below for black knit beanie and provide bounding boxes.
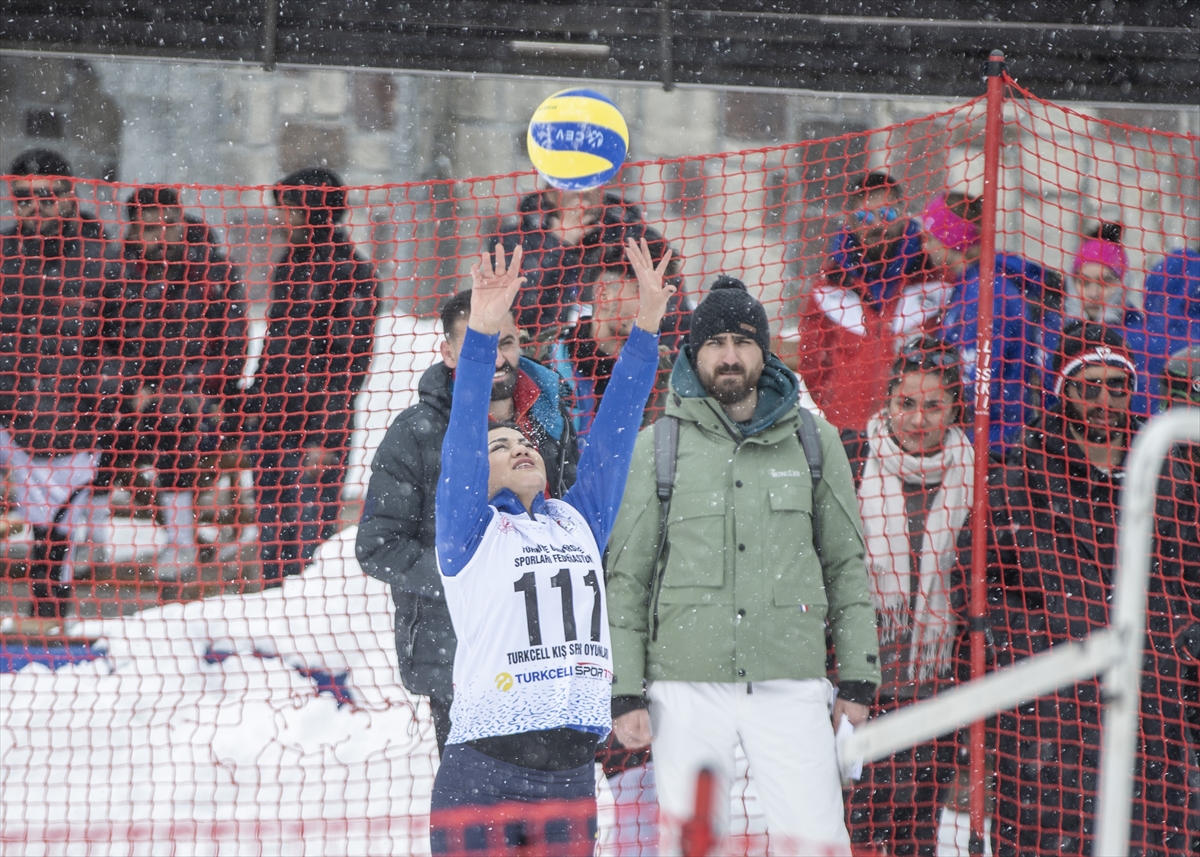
[688,275,771,356]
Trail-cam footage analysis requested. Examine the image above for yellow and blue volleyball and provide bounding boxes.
[527,88,628,192]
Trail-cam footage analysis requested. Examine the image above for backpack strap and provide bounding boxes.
[649,416,680,642]
[654,416,680,506]
[797,408,824,563]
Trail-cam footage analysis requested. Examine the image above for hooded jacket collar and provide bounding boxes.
[667,345,801,440]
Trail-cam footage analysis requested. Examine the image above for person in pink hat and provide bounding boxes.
[1045,222,1153,414]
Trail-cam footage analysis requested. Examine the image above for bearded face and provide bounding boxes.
[693,333,765,407]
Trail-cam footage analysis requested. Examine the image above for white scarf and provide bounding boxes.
[858,415,974,683]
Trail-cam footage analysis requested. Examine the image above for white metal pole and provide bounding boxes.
[1095,407,1200,856]
[841,630,1121,765]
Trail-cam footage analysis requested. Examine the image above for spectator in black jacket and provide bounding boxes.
[245,168,379,582]
[0,148,115,626]
[356,289,579,754]
[104,186,247,577]
[492,187,642,355]
[953,322,1200,855]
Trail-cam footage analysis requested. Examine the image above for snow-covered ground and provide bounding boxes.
[2,527,439,856]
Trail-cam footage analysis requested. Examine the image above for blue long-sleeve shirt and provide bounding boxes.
[436,324,660,577]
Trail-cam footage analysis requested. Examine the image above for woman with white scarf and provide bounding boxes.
[841,336,974,857]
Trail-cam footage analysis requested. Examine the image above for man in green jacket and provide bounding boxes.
[607,276,880,855]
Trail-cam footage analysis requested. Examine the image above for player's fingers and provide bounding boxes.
[624,237,645,269]
[478,250,495,281]
[492,241,506,276]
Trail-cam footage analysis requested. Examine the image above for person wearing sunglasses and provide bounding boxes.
[955,319,1200,854]
[1042,222,1156,415]
[789,171,931,434]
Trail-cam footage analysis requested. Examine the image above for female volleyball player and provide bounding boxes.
[431,239,674,852]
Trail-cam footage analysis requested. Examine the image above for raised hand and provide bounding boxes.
[468,243,526,335]
[626,236,676,335]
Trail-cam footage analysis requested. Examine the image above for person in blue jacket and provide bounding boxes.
[1141,244,1200,412]
[927,193,1049,453]
[430,239,674,854]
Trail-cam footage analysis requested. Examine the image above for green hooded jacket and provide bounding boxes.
[606,347,881,698]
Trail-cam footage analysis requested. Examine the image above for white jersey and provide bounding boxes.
[440,498,613,745]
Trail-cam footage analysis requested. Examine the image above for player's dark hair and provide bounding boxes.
[10,148,72,177]
[1085,221,1124,244]
[273,167,348,225]
[944,191,984,224]
[850,171,901,199]
[585,222,681,282]
[487,420,538,450]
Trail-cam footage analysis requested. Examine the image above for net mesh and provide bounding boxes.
[1,77,1198,856]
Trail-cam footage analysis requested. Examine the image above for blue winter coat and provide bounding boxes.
[1141,247,1200,410]
[938,254,1045,453]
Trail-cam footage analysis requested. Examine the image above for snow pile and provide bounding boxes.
[1,527,438,856]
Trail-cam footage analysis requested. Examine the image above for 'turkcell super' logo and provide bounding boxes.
[495,672,514,692]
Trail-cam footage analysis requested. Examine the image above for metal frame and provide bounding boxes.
[840,407,1200,855]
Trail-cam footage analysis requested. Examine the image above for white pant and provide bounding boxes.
[648,679,851,857]
[608,762,659,856]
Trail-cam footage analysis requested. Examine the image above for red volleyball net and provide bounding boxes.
[1,72,1197,855]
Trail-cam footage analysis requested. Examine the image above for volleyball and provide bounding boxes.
[527,88,629,192]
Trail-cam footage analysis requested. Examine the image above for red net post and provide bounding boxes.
[967,48,1007,850]
[679,767,717,857]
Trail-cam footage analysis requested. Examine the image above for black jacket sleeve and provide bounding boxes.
[355,412,443,599]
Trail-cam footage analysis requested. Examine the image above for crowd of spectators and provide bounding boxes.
[3,143,1199,854]
[0,149,380,629]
